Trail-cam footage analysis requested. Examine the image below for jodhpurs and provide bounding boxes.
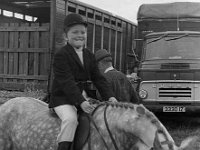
[54,104,78,142]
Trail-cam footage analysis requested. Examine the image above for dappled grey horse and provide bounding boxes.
[0,97,197,150]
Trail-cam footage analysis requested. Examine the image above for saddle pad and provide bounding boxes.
[73,112,90,150]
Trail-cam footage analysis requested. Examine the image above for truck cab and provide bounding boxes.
[136,2,200,112]
[138,31,200,112]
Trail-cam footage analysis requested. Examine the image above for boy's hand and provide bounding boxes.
[80,101,95,113]
[108,97,118,103]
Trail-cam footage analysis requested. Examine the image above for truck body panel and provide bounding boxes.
[138,2,200,20]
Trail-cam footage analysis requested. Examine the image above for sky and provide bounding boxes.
[79,0,200,23]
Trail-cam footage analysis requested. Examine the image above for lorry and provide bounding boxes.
[0,0,137,91]
[136,2,200,112]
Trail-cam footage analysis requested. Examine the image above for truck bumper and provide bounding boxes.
[141,101,200,113]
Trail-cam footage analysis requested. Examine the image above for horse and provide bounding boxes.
[0,97,197,150]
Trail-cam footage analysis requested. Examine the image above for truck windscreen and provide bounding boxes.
[144,35,200,60]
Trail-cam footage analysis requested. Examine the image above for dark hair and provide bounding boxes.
[95,49,112,62]
[101,57,112,63]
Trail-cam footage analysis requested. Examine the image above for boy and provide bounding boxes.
[49,13,117,150]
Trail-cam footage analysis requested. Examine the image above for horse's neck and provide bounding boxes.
[89,105,123,150]
[88,103,175,150]
[88,104,145,150]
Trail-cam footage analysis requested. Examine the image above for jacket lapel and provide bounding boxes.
[83,49,90,77]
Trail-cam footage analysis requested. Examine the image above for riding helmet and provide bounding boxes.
[64,13,87,28]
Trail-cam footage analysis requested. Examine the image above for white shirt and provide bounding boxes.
[75,49,84,65]
[104,66,114,73]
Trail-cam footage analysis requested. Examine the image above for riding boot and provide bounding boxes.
[57,141,72,150]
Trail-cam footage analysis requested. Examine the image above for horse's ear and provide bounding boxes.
[153,130,163,150]
[179,136,198,150]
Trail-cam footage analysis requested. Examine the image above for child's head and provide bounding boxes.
[95,49,113,73]
[64,13,87,49]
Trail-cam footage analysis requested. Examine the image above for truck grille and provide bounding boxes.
[161,63,189,69]
[159,88,191,97]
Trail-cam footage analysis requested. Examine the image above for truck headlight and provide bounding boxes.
[139,89,148,99]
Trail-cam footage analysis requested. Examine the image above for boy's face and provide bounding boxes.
[66,24,87,49]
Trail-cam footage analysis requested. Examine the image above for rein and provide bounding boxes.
[89,102,120,150]
[104,104,120,150]
[89,115,110,150]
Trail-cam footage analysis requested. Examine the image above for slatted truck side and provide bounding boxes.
[0,0,137,91]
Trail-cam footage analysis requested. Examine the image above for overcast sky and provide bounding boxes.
[79,0,200,23]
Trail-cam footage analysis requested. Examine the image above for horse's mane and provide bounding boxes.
[90,101,177,150]
[92,101,168,141]
[93,101,159,124]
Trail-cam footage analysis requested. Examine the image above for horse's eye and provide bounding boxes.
[150,148,154,150]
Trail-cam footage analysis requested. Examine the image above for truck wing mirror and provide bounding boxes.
[131,49,140,62]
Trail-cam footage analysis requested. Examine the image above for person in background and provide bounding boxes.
[49,13,117,150]
[95,49,139,103]
[126,66,140,90]
[130,66,139,80]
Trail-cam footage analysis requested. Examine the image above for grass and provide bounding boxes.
[158,114,200,149]
[0,89,46,104]
[169,126,200,149]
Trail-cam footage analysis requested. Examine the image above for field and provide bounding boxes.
[158,113,200,149]
[0,90,200,149]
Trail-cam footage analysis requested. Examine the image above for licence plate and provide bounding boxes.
[163,106,186,112]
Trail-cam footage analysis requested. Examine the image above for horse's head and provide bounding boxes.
[92,102,197,150]
[153,129,198,150]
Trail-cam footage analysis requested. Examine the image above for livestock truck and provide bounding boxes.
[136,2,200,112]
[0,0,137,91]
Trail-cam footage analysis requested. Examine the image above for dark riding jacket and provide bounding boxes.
[49,44,114,108]
[103,69,139,103]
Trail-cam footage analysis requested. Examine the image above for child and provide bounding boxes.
[49,13,117,150]
[95,49,139,103]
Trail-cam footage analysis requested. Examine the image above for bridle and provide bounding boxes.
[104,103,120,150]
[89,102,149,150]
[89,101,175,150]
